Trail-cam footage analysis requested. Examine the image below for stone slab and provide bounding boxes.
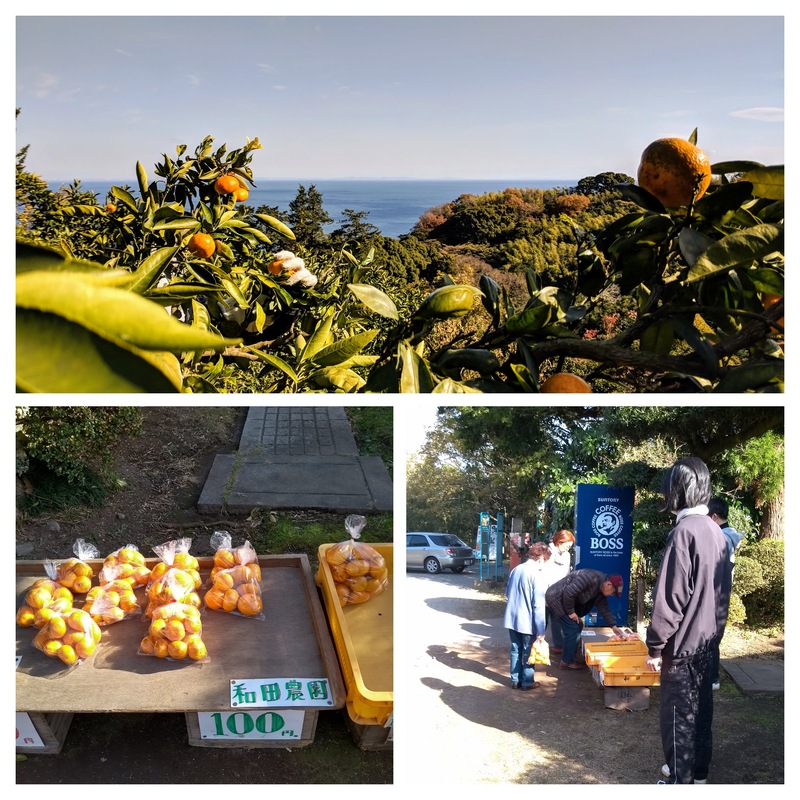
[198,454,392,514]
[721,658,784,695]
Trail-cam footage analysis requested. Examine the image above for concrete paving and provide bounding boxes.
[721,658,784,695]
[198,407,393,515]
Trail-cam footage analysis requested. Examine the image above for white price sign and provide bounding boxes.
[16,713,45,748]
[230,677,333,708]
[197,710,305,741]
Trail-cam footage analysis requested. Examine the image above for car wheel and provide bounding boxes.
[424,557,441,574]
[451,566,466,573]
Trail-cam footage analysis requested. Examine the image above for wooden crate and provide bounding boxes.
[16,556,346,750]
[343,712,393,751]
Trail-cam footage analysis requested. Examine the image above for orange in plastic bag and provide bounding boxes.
[139,601,208,662]
[326,515,388,606]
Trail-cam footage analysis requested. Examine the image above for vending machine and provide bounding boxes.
[573,484,634,626]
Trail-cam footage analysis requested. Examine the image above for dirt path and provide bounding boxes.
[404,568,784,784]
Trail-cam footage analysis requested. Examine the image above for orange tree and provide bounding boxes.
[387,131,783,393]
[16,136,404,393]
[16,131,783,393]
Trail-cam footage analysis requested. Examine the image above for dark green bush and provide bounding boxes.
[17,407,143,511]
[739,539,784,626]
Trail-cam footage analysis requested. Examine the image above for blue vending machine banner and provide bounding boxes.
[574,484,634,626]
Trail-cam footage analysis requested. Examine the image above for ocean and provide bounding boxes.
[49,178,574,239]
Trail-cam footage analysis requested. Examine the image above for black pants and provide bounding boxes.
[659,646,715,784]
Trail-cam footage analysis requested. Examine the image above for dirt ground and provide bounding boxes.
[405,569,784,785]
[16,406,248,559]
[16,406,393,784]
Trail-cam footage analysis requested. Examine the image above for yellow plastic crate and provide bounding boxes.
[584,638,648,666]
[597,654,660,686]
[316,543,393,726]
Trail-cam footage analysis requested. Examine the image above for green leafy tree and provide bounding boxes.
[288,184,333,249]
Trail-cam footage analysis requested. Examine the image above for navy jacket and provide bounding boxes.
[646,512,732,662]
[545,568,617,627]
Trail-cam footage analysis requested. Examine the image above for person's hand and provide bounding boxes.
[568,613,580,623]
[536,634,546,641]
[645,656,662,672]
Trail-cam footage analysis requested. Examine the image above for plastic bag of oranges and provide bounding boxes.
[144,538,202,618]
[207,531,263,585]
[325,515,388,606]
[33,608,102,666]
[148,538,202,590]
[47,538,100,595]
[138,601,209,663]
[204,536,264,619]
[16,576,74,628]
[83,578,142,626]
[99,544,151,589]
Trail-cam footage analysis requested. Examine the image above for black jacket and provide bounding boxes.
[646,512,732,662]
[545,568,617,627]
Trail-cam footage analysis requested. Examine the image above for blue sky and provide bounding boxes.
[14,9,786,182]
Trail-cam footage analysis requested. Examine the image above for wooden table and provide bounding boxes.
[16,555,346,752]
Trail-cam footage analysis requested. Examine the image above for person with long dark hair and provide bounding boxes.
[646,457,732,784]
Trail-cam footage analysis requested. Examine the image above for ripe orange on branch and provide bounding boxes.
[214,174,241,195]
[637,137,712,208]
[187,232,216,259]
[540,373,593,393]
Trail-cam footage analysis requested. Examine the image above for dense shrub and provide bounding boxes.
[739,540,784,625]
[17,408,143,507]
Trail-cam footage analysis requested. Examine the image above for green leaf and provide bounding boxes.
[221,279,248,309]
[694,181,754,220]
[431,378,482,393]
[509,363,537,392]
[688,223,784,282]
[399,342,436,393]
[136,161,148,197]
[17,309,183,393]
[672,316,719,375]
[242,227,273,244]
[748,269,783,296]
[740,166,784,201]
[639,319,675,355]
[152,218,201,232]
[214,240,235,261]
[711,160,764,174]
[111,186,138,211]
[311,330,379,366]
[248,350,299,384]
[678,227,716,268]
[505,303,553,335]
[688,127,698,145]
[17,271,240,354]
[309,367,365,392]
[127,246,180,294]
[616,184,666,213]
[347,283,399,320]
[254,213,296,241]
[299,313,334,364]
[713,360,784,393]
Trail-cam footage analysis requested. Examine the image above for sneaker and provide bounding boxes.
[511,681,520,690]
[694,778,707,784]
[661,765,670,779]
[712,682,720,690]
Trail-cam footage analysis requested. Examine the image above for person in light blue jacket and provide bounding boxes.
[707,497,745,690]
[503,541,552,690]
